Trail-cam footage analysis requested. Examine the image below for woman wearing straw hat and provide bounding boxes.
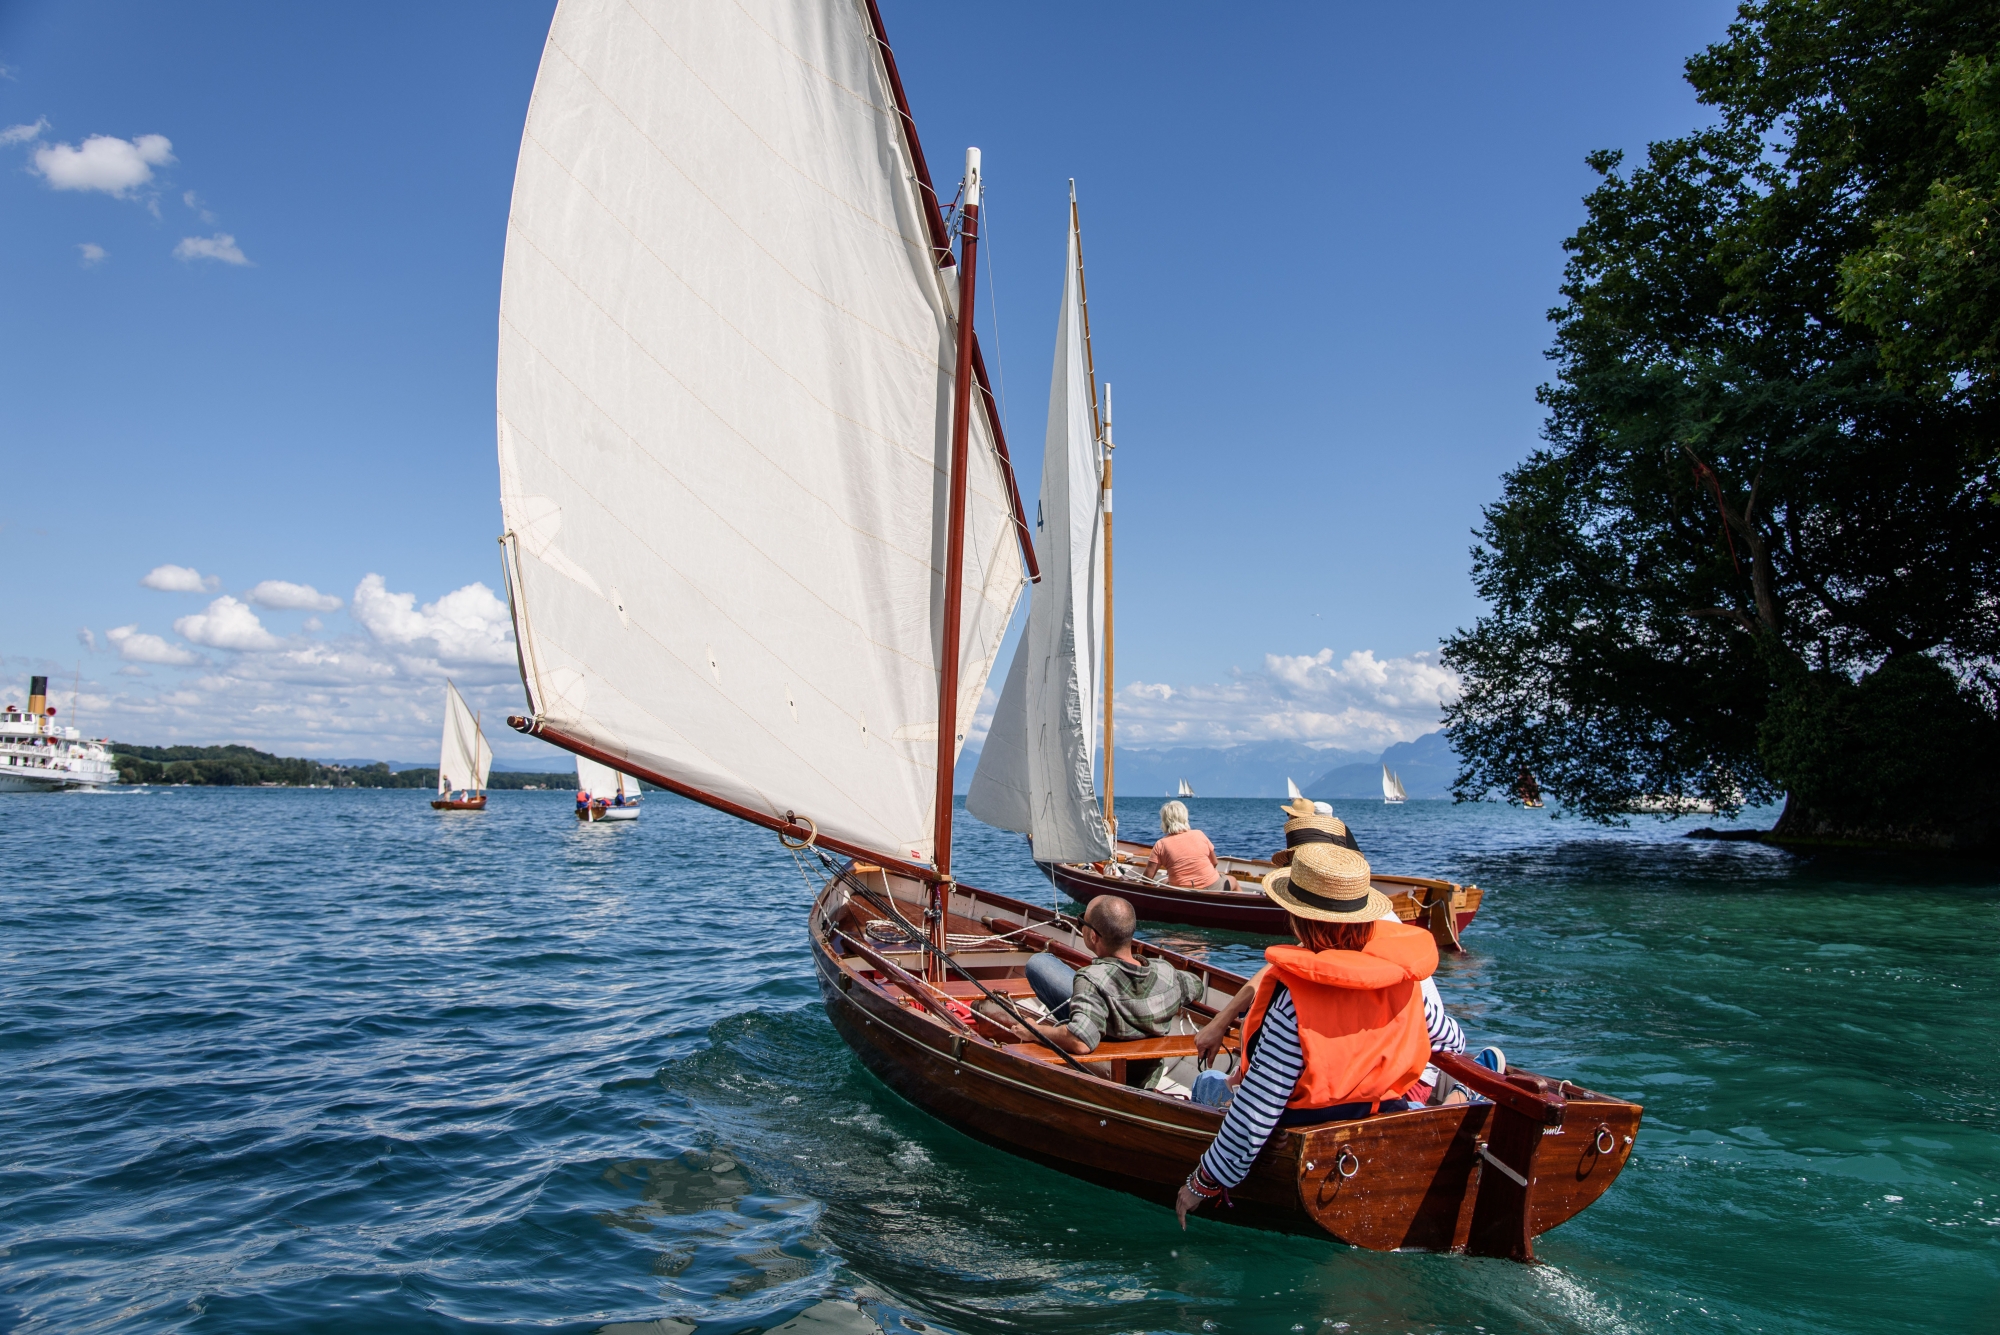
[1270,795,1361,864]
[1175,843,1441,1227]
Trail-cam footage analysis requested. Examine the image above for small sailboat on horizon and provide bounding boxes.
[1176,778,1195,799]
[1382,764,1408,805]
[431,681,492,810]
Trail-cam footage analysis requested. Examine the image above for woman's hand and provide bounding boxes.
[1175,1182,1202,1229]
[1193,1017,1229,1064]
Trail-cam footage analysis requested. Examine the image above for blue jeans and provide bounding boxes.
[1026,952,1075,1022]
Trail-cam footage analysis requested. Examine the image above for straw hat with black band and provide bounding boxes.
[1261,842,1390,923]
[1272,800,1357,865]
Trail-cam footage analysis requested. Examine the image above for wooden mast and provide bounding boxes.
[930,147,983,975]
[1070,185,1115,842]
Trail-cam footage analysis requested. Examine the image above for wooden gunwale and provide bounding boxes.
[812,866,1639,1251]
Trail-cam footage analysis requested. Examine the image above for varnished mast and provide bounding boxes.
[1071,185,1116,840]
[931,148,984,975]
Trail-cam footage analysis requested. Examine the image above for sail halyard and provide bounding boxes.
[496,0,1031,873]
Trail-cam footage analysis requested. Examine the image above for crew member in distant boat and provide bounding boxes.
[983,895,1206,1091]
[1269,796,1361,863]
[1143,800,1236,893]
[1176,844,1443,1226]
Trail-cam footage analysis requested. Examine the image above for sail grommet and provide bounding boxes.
[779,812,818,850]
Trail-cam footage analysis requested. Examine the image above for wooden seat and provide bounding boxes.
[1007,1033,1210,1065]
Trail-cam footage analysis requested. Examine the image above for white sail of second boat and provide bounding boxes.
[495,0,1026,863]
[438,681,493,797]
[965,192,1111,864]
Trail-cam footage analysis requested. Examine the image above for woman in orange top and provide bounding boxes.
[1176,842,1438,1225]
[1145,800,1235,892]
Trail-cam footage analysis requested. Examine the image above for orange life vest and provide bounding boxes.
[1240,921,1439,1110]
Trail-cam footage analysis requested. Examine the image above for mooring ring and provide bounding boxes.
[779,812,818,850]
[1336,1148,1360,1179]
[1594,1126,1616,1155]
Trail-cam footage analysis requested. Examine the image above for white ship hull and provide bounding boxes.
[0,749,116,790]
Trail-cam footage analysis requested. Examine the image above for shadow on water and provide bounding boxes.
[0,788,1994,1334]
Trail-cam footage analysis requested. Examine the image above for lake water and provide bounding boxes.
[3,788,1994,1334]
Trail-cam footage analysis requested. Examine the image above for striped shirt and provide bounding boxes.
[1196,979,1466,1189]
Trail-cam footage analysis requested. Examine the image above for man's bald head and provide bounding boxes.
[1084,895,1137,951]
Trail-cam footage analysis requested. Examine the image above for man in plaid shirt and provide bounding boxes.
[988,895,1205,1089]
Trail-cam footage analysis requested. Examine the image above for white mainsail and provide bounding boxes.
[965,203,1110,863]
[497,0,1026,863]
[1178,779,1194,799]
[438,681,492,795]
[1287,777,1303,800]
[577,754,635,803]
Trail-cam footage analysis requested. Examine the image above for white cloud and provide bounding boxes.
[174,596,281,651]
[77,628,97,650]
[352,574,514,666]
[141,564,219,593]
[33,132,173,195]
[182,189,217,223]
[174,232,250,266]
[247,580,341,612]
[117,665,150,677]
[77,242,105,267]
[107,624,200,666]
[1114,647,1460,752]
[2,117,48,145]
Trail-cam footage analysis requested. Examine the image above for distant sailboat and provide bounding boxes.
[1382,765,1407,805]
[1177,778,1195,799]
[1286,777,1303,800]
[575,755,641,822]
[431,681,492,810]
[1516,769,1544,809]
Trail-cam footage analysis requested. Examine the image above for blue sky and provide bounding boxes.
[0,0,1736,762]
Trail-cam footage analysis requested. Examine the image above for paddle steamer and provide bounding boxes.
[0,677,114,792]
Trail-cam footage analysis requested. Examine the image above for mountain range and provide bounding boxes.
[953,731,1458,800]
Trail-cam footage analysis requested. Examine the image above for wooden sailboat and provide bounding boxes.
[430,680,491,810]
[1177,778,1195,798]
[575,755,641,822]
[1383,764,1408,805]
[494,0,1632,1258]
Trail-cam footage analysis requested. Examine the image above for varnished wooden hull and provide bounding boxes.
[810,870,1636,1256]
[1050,842,1483,948]
[431,795,488,810]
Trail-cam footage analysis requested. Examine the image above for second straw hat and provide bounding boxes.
[1260,842,1389,923]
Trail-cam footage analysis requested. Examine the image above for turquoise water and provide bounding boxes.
[2,788,1994,1334]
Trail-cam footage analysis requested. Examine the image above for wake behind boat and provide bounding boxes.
[493,0,1626,1258]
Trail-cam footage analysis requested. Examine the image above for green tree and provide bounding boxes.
[1443,0,2000,849]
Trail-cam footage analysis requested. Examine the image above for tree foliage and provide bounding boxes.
[1443,0,2000,844]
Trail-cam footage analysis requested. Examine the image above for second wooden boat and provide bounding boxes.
[1051,837,1482,948]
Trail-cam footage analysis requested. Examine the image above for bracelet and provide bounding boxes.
[1183,1166,1223,1200]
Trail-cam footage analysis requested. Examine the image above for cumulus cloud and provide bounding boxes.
[2,117,48,145]
[77,242,105,267]
[141,563,219,593]
[1115,647,1460,752]
[247,579,341,612]
[174,596,281,651]
[33,132,173,195]
[77,628,97,650]
[352,574,514,666]
[107,624,201,666]
[174,232,250,266]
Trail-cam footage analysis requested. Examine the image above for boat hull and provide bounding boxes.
[810,871,1636,1256]
[577,804,640,821]
[1050,846,1482,947]
[431,795,488,810]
